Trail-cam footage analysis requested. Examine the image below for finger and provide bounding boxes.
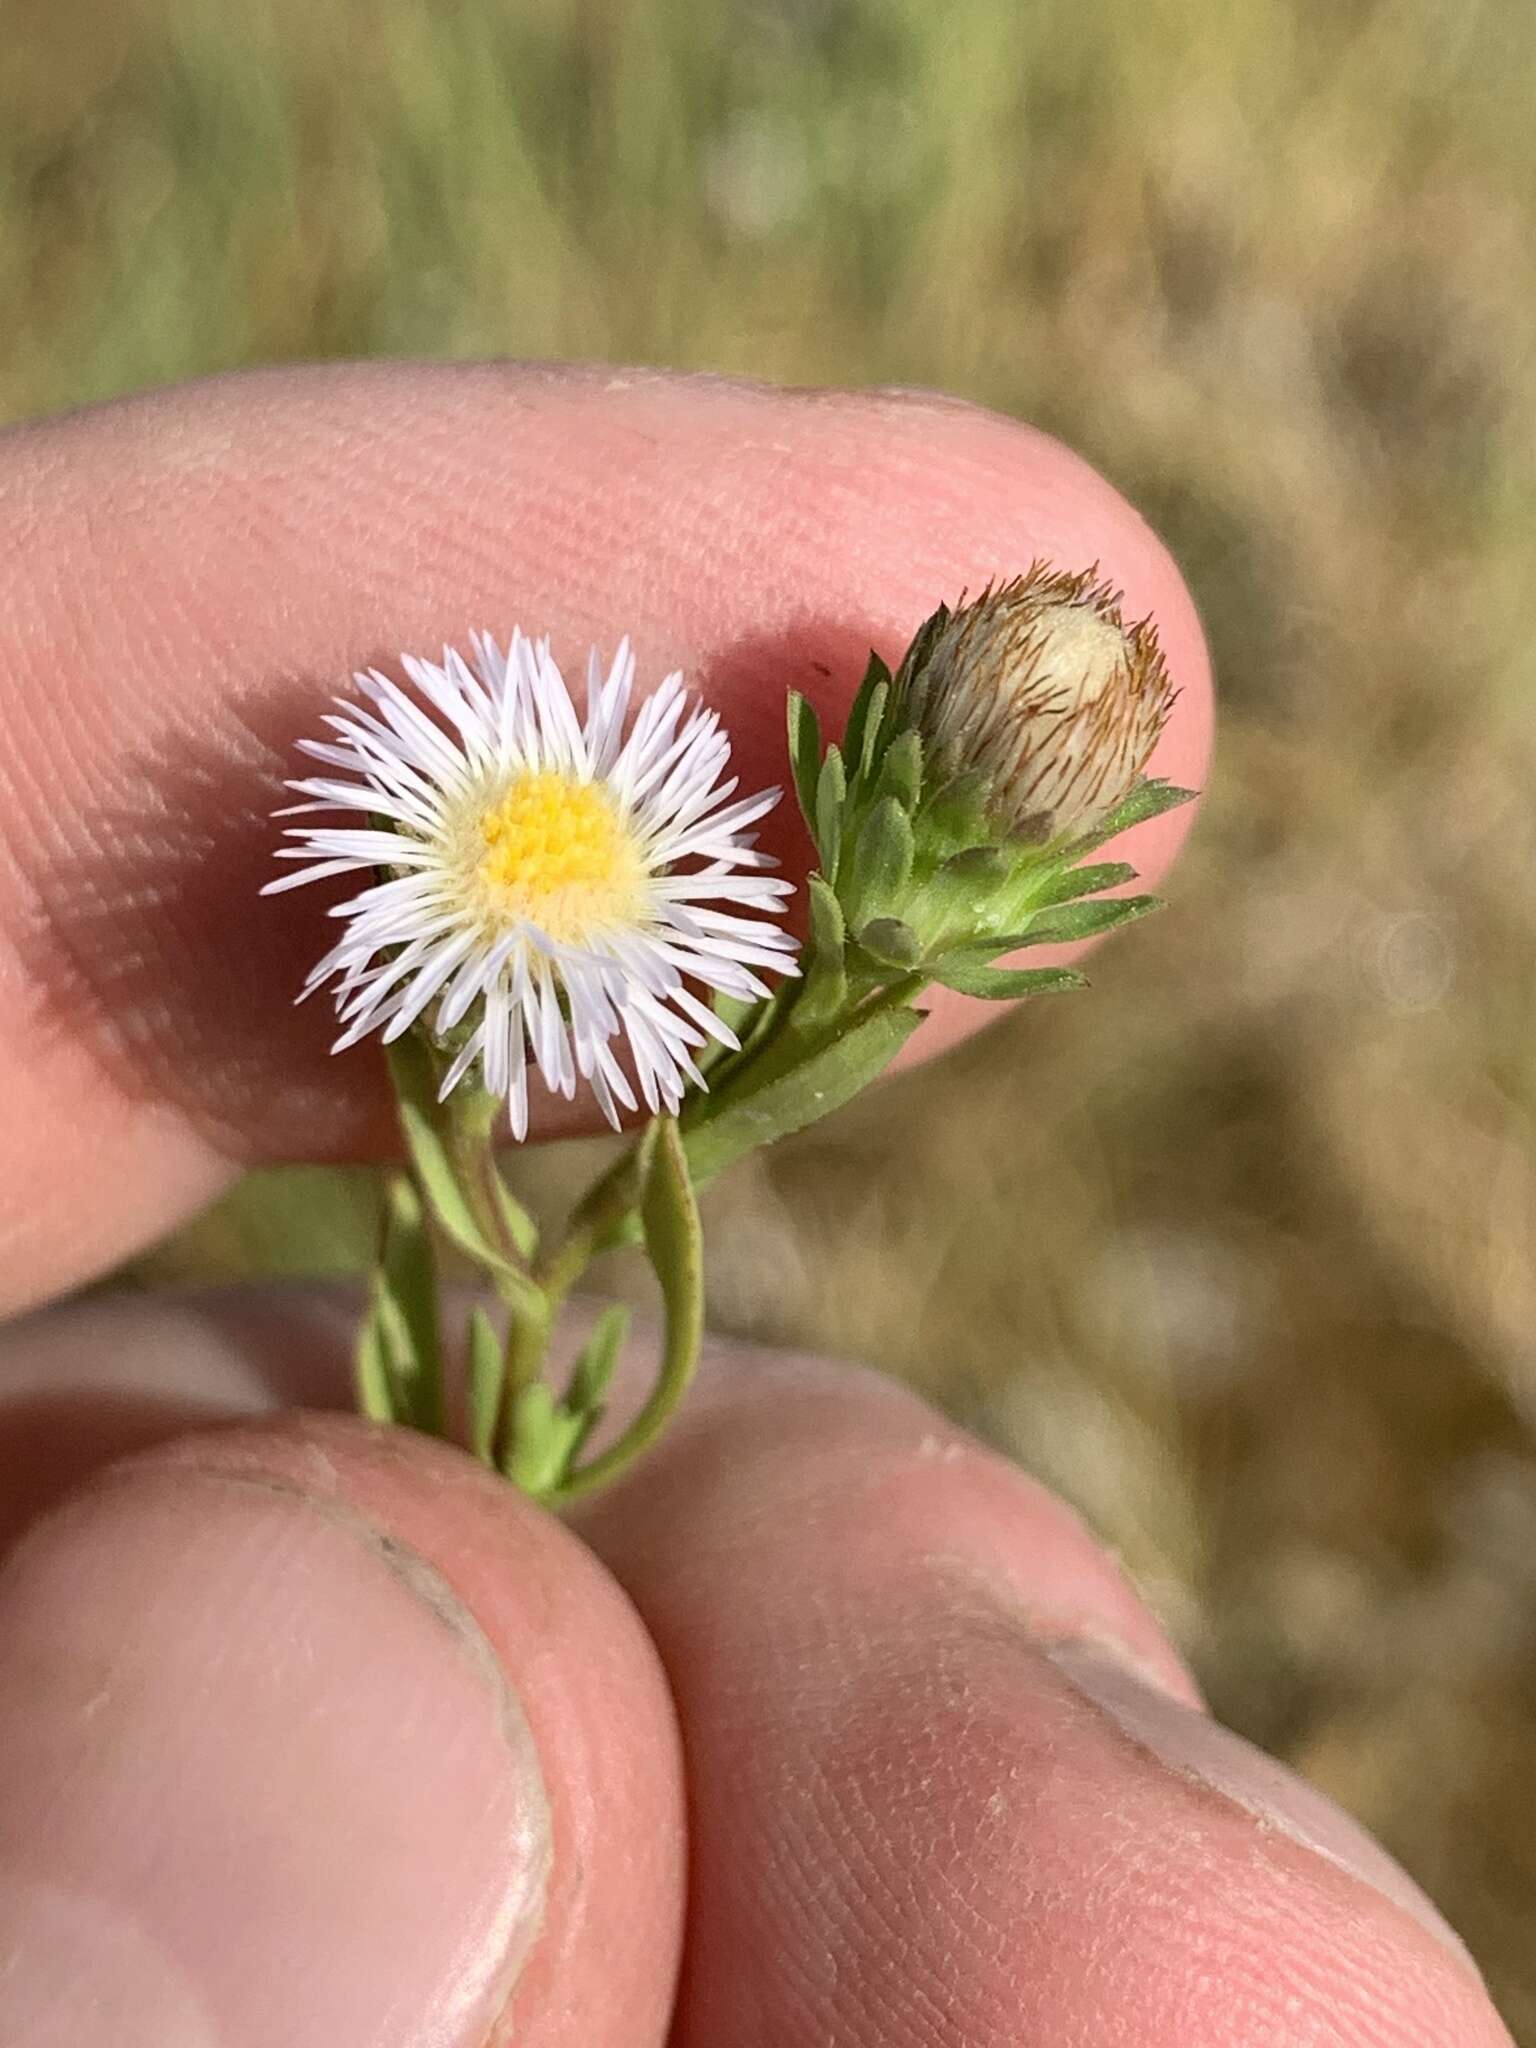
[0,1284,356,1552]
[0,1413,683,2048]
[571,1349,1511,2048]
[0,365,1211,1312]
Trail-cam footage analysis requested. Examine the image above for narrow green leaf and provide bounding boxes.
[952,896,1161,958]
[847,682,889,783]
[892,602,950,691]
[786,691,823,833]
[1030,861,1138,907]
[548,1120,707,1502]
[379,1175,443,1432]
[491,1175,538,1260]
[876,729,923,812]
[561,1310,630,1474]
[1074,777,1198,850]
[354,1304,395,1423]
[933,961,1088,999]
[856,916,921,967]
[1015,894,1161,947]
[640,1117,704,1372]
[806,874,846,964]
[814,745,847,879]
[569,1303,630,1418]
[387,1038,541,1307]
[796,876,848,1029]
[370,1272,416,1394]
[503,1382,585,1495]
[841,652,894,782]
[465,1306,506,1465]
[840,796,915,924]
[684,1006,924,1183]
[858,682,889,777]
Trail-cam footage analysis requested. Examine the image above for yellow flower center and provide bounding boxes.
[472,770,646,942]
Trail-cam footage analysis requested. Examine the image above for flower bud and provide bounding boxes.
[896,564,1176,842]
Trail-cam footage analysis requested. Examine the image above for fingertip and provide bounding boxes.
[0,1414,683,2048]
[576,1342,1205,1709]
[574,1341,1507,2048]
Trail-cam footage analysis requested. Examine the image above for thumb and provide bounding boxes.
[0,1413,683,2047]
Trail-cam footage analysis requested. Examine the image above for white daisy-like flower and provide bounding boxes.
[265,631,798,1137]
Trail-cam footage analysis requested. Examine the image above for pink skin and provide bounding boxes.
[0,368,1509,2045]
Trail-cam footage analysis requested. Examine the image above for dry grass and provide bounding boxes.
[5,0,1535,2023]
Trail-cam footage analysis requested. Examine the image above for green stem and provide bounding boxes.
[448,1094,532,1289]
[496,1292,555,1470]
[503,1298,550,1390]
[536,1142,647,1294]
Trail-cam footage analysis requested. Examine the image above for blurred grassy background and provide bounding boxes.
[5,0,1535,2022]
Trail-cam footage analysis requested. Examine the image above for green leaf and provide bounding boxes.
[491,1174,538,1261]
[953,895,1161,958]
[892,601,950,691]
[353,1175,445,1432]
[503,1381,586,1495]
[684,1005,924,1183]
[568,1303,630,1419]
[806,874,847,965]
[856,916,921,967]
[876,730,923,812]
[465,1306,506,1465]
[786,690,823,833]
[354,1306,395,1424]
[842,652,894,782]
[378,1174,443,1431]
[933,895,1160,981]
[796,876,848,1028]
[840,796,915,924]
[547,1120,706,1502]
[1014,893,1161,947]
[1074,777,1198,850]
[844,683,889,787]
[387,1037,540,1306]
[932,961,1088,999]
[814,745,847,878]
[1030,861,1138,907]
[640,1118,704,1372]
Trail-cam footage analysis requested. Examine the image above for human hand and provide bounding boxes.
[0,367,1508,2044]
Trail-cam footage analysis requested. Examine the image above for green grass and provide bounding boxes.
[6,0,1536,2026]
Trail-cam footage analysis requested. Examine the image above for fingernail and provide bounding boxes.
[0,1469,550,2048]
[1047,1639,1473,1966]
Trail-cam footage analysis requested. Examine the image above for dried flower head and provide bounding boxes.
[266,632,797,1135]
[895,564,1177,842]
